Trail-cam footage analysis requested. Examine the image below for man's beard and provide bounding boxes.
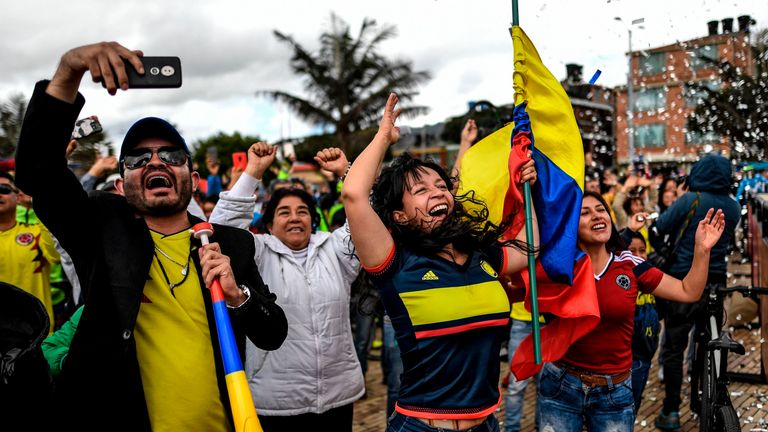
[124,173,192,217]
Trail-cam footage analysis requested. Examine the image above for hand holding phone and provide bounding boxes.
[232,152,248,171]
[206,147,220,175]
[635,212,659,223]
[102,56,182,89]
[72,116,103,140]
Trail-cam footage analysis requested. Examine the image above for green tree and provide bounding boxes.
[688,29,768,161]
[441,101,514,144]
[260,13,431,155]
[0,93,111,170]
[0,93,27,158]
[191,131,261,177]
[292,128,378,162]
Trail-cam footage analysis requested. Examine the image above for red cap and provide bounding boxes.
[190,222,214,240]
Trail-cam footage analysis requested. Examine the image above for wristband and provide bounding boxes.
[340,162,352,182]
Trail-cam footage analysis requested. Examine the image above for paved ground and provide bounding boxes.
[352,261,768,431]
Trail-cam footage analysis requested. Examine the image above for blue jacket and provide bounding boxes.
[735,173,767,202]
[653,154,740,276]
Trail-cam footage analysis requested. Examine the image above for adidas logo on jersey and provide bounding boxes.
[422,270,439,281]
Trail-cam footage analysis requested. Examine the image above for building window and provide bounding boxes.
[685,129,721,145]
[639,52,665,76]
[688,44,720,70]
[634,124,666,148]
[685,80,721,108]
[633,87,666,112]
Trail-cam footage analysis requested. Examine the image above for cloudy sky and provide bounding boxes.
[2,0,766,150]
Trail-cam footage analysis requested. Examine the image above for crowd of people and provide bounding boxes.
[0,41,751,432]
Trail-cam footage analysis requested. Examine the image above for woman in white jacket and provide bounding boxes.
[209,143,364,432]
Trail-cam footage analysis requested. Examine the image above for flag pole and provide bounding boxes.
[511,0,542,365]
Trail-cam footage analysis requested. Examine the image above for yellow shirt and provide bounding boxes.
[0,222,59,333]
[510,301,545,323]
[134,230,229,432]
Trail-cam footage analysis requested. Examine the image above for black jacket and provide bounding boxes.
[652,154,740,277]
[15,81,288,430]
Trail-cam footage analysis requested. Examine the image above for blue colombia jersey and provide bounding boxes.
[365,244,510,419]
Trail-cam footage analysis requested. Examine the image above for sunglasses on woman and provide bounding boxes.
[123,147,188,170]
[0,184,17,195]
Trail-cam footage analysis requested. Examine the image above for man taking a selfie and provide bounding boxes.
[15,41,288,431]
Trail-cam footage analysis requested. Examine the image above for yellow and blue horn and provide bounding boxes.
[191,222,262,432]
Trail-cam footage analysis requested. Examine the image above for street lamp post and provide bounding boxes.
[615,17,645,165]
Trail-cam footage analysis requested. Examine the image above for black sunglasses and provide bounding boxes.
[123,147,188,170]
[0,184,17,195]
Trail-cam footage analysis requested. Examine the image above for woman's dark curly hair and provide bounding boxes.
[370,153,530,257]
[262,188,321,233]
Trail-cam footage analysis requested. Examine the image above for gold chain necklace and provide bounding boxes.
[152,243,193,297]
[154,244,189,276]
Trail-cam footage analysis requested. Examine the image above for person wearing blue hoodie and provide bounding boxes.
[653,154,740,430]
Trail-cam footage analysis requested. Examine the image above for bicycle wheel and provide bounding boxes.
[715,406,741,432]
[699,351,716,431]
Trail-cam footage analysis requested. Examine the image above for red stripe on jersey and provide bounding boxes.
[395,390,502,420]
[414,318,509,339]
[363,244,396,275]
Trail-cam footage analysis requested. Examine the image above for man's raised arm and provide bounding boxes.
[46,42,145,102]
[15,42,143,256]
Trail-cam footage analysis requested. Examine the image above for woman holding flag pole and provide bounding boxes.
[342,92,538,432]
[535,191,725,431]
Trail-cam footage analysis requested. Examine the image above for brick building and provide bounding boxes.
[561,64,616,169]
[614,16,755,165]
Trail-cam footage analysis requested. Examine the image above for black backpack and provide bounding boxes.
[632,293,661,361]
[0,282,52,426]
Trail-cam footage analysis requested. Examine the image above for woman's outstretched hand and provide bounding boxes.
[694,208,725,252]
[375,93,403,146]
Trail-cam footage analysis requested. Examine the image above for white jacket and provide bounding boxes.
[210,190,364,416]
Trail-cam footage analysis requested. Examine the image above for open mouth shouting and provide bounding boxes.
[144,171,174,194]
[428,203,449,218]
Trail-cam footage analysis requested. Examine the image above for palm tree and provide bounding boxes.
[260,13,431,155]
[0,92,112,167]
[687,29,768,161]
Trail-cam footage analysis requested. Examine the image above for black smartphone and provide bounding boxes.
[103,56,182,88]
[72,117,103,140]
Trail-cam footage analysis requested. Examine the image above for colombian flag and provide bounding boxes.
[458,26,600,380]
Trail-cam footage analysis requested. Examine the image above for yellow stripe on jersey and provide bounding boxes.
[510,301,546,323]
[399,280,509,327]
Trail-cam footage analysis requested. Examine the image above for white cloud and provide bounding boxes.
[2,0,766,147]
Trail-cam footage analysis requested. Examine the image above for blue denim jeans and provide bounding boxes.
[387,412,500,432]
[538,363,634,432]
[384,319,403,420]
[504,319,539,432]
[631,358,651,414]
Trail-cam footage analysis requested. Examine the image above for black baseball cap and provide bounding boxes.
[118,117,191,176]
